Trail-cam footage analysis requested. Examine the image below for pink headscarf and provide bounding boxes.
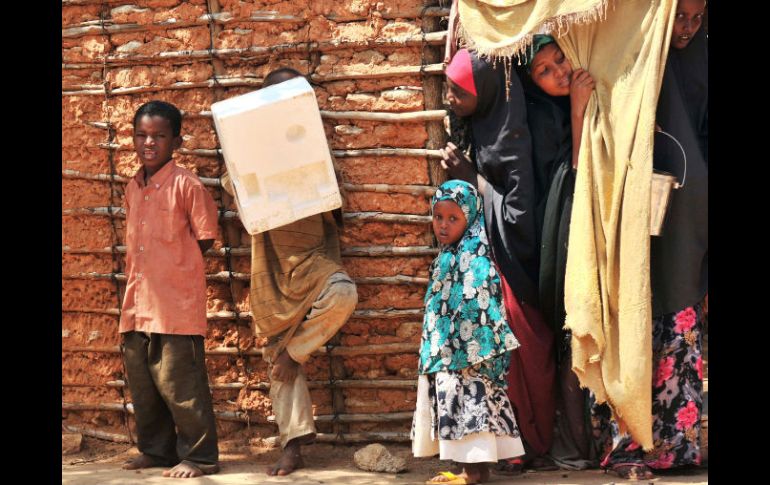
[446,48,477,96]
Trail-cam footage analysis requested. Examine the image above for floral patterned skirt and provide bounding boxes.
[412,354,524,462]
[590,303,704,469]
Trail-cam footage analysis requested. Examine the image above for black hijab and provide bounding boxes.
[467,54,539,306]
[650,29,708,316]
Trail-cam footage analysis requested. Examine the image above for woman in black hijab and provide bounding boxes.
[593,0,708,478]
[517,34,597,472]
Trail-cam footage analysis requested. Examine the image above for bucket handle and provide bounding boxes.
[655,128,687,188]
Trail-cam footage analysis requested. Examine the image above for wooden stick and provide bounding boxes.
[333,148,443,158]
[311,63,443,82]
[61,308,248,319]
[62,0,125,5]
[75,109,445,122]
[343,212,431,224]
[341,245,438,256]
[352,308,425,319]
[64,378,417,390]
[342,182,436,196]
[94,143,219,156]
[325,342,417,356]
[60,87,105,95]
[63,207,125,217]
[61,423,409,444]
[69,110,445,127]
[64,307,426,321]
[63,77,263,96]
[183,109,447,123]
[62,0,447,12]
[64,271,427,285]
[85,121,110,130]
[63,65,444,95]
[63,272,127,282]
[351,275,428,285]
[65,169,438,196]
[306,412,413,424]
[67,34,447,65]
[62,425,131,444]
[62,244,439,257]
[62,168,218,186]
[64,206,431,224]
[63,402,132,413]
[260,432,412,446]
[320,109,445,122]
[93,144,443,159]
[63,341,419,356]
[422,0,450,189]
[63,401,414,423]
[63,12,450,38]
[313,432,410,443]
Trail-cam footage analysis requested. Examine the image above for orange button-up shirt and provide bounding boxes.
[119,162,219,336]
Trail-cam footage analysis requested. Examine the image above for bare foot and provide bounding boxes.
[266,445,304,476]
[122,454,174,470]
[162,460,219,478]
[266,434,315,476]
[271,350,299,383]
[479,464,490,482]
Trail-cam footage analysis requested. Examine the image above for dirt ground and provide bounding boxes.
[62,437,707,485]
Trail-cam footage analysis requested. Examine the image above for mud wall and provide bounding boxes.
[62,0,448,443]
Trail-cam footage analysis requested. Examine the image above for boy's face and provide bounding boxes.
[671,0,706,50]
[133,115,182,173]
[530,43,573,97]
[432,199,467,246]
[446,78,478,118]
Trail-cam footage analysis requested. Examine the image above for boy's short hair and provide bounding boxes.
[263,67,304,88]
[133,101,183,137]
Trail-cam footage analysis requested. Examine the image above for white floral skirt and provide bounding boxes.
[411,358,525,463]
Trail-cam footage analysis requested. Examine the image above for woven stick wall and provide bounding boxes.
[62,0,449,444]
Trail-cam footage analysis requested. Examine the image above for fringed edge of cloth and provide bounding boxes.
[457,0,610,71]
[569,328,655,452]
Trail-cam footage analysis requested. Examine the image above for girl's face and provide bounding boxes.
[432,200,467,245]
[446,78,478,118]
[672,0,706,50]
[530,43,573,97]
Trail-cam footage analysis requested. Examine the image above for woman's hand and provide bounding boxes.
[440,142,476,183]
[569,68,595,119]
[569,69,595,170]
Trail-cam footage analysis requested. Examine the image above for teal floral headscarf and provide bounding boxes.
[525,34,556,72]
[418,180,520,375]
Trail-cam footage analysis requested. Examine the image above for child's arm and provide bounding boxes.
[185,180,219,253]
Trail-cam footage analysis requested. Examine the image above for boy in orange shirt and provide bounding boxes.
[120,101,220,478]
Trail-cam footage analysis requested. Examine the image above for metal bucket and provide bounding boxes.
[650,129,686,236]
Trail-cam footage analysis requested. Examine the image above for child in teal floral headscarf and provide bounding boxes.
[412,179,524,485]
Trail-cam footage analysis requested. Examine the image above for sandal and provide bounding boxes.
[609,463,655,480]
[529,456,559,471]
[495,458,524,475]
[426,471,475,484]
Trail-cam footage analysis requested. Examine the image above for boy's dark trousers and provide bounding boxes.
[122,331,219,467]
